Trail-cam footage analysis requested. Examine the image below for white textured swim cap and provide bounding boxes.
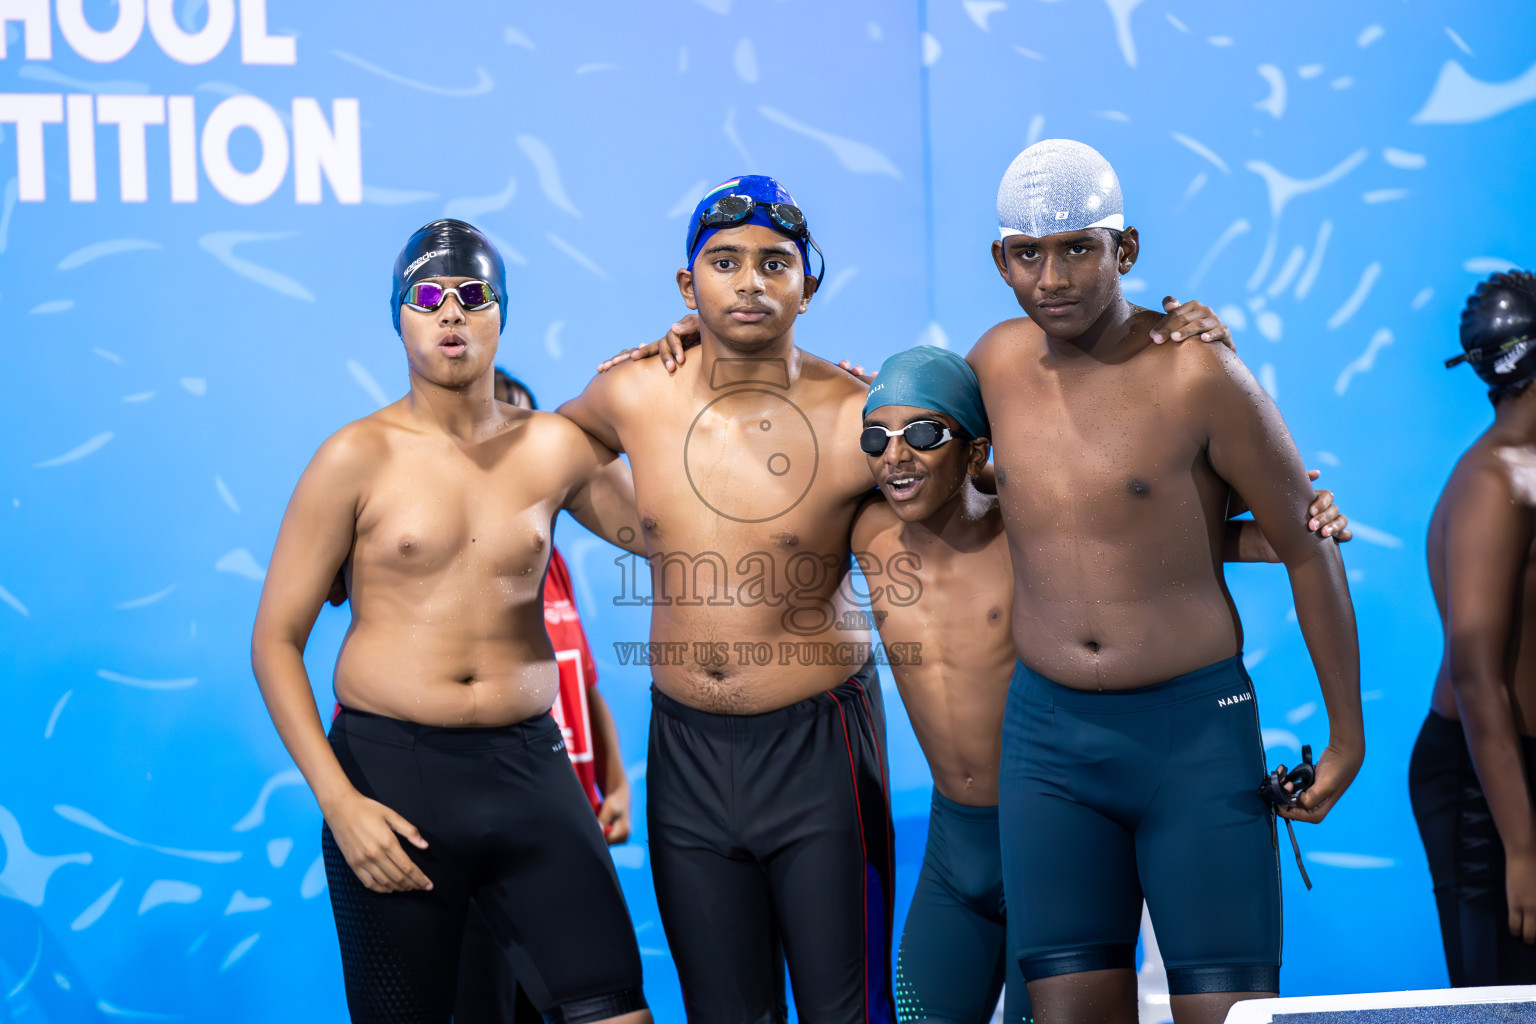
[996,139,1124,240]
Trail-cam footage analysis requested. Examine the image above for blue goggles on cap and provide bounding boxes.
[686,194,826,283]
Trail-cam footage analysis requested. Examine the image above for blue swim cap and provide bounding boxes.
[392,218,508,335]
[686,174,814,279]
[863,346,989,441]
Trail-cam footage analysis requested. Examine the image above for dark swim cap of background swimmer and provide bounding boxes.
[863,345,990,441]
[996,139,1124,240]
[686,174,820,282]
[391,218,508,335]
[1448,270,1536,395]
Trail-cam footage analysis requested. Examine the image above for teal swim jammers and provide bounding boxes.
[998,655,1281,995]
[896,791,1030,1023]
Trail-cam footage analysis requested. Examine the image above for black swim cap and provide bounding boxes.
[1450,271,1536,398]
[391,218,508,335]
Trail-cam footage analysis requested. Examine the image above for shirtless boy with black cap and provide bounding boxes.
[971,140,1363,1024]
[1412,270,1536,986]
[852,347,1349,1024]
[251,219,652,1024]
[575,175,1258,1024]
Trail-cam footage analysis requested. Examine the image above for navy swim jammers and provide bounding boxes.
[998,655,1281,995]
[896,791,1029,1023]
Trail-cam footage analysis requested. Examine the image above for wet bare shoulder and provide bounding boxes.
[1449,443,1522,511]
[526,408,614,483]
[309,411,398,488]
[1495,444,1536,506]
[967,316,1039,372]
[583,352,670,415]
[798,350,871,402]
[563,352,688,449]
[851,492,901,554]
[798,351,883,492]
[1168,325,1257,393]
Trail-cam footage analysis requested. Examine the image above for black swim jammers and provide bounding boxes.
[1410,709,1536,986]
[322,707,646,1024]
[647,662,896,1024]
[999,655,1281,995]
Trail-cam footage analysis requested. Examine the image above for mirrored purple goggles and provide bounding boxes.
[403,279,499,313]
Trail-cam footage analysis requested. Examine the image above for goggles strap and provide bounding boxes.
[1446,333,1532,369]
[1281,816,1312,891]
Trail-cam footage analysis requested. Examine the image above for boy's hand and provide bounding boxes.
[836,360,876,386]
[1506,852,1536,944]
[324,791,433,893]
[1305,472,1351,541]
[1234,470,1353,543]
[1150,295,1233,348]
[1277,737,1364,825]
[597,785,632,845]
[596,314,700,374]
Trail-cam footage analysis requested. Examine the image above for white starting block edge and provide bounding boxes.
[1224,985,1536,1023]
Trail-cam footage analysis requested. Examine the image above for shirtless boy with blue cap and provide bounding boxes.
[562,174,906,1024]
[853,346,1347,1024]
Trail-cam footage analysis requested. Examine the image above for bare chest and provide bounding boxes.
[865,531,1013,657]
[624,390,863,564]
[989,370,1205,533]
[355,449,555,580]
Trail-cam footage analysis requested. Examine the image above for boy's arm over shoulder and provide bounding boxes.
[1444,455,1536,940]
[1190,342,1365,825]
[557,355,661,453]
[541,410,646,556]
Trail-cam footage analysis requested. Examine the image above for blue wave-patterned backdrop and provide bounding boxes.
[3,1,1534,1019]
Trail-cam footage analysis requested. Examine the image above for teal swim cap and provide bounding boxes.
[862,346,989,440]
